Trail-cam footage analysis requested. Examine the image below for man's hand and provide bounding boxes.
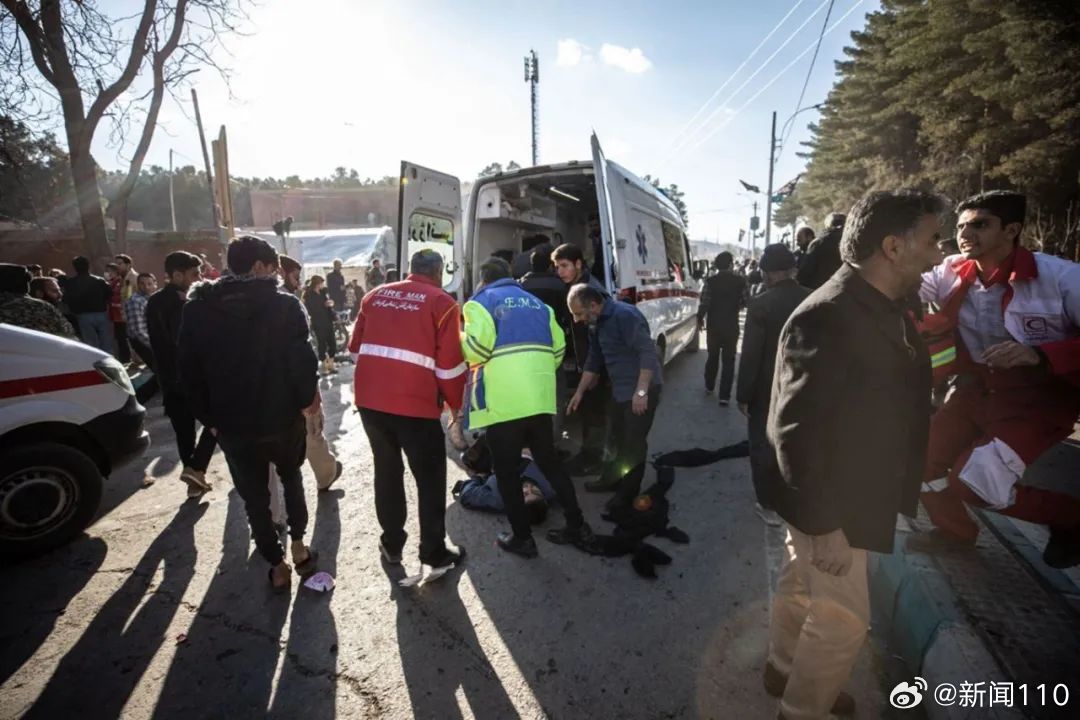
[631,392,648,416]
[982,341,1040,369]
[738,402,750,418]
[810,529,853,577]
[302,391,322,417]
[567,392,584,415]
[697,318,705,332]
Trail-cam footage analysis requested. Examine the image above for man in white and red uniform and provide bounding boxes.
[348,249,468,573]
[910,191,1080,568]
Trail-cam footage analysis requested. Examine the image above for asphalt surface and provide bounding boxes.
[0,346,891,719]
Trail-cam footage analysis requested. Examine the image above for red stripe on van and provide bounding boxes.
[617,288,701,303]
[0,370,108,400]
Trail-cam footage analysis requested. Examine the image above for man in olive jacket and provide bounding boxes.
[764,190,945,720]
[735,244,810,525]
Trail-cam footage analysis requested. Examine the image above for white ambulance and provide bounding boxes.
[396,133,703,362]
[0,324,149,559]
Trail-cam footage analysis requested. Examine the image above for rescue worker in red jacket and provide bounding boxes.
[348,249,467,576]
[910,191,1080,568]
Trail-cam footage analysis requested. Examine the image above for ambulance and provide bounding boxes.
[396,133,703,362]
[0,325,149,559]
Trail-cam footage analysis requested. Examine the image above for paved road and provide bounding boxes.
[0,347,890,719]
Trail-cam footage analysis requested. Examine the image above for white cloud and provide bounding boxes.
[556,38,587,67]
[599,44,652,74]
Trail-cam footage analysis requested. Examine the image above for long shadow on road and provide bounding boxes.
[22,501,208,719]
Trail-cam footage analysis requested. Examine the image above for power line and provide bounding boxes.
[663,0,833,165]
[777,0,835,163]
[659,0,808,160]
[687,0,864,154]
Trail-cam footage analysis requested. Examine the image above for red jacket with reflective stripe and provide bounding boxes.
[348,274,466,418]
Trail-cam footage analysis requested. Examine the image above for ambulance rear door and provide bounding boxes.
[397,162,463,296]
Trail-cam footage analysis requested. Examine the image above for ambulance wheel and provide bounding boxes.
[0,443,104,561]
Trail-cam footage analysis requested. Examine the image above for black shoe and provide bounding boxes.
[905,528,976,555]
[1043,526,1080,569]
[424,546,466,570]
[547,522,595,547]
[496,532,538,558]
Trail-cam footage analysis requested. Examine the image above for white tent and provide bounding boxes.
[249,226,397,271]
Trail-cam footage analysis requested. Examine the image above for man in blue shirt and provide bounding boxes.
[567,283,662,508]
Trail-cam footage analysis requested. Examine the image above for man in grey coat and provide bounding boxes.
[764,190,944,720]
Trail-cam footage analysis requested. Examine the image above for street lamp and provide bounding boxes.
[766,102,826,244]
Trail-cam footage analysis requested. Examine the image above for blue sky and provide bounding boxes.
[93,0,878,246]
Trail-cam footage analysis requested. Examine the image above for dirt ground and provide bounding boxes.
[0,347,890,719]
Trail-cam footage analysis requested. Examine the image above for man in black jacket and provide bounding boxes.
[147,251,217,498]
[736,244,809,526]
[63,256,114,353]
[764,190,944,720]
[178,236,320,591]
[796,212,846,290]
[697,251,746,405]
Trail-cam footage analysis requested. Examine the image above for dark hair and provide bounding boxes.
[840,190,948,264]
[523,234,551,251]
[409,249,443,278]
[105,262,119,273]
[72,256,90,274]
[279,254,302,274]
[956,190,1026,237]
[115,254,132,265]
[27,263,42,275]
[227,234,278,274]
[530,248,554,273]
[164,250,202,275]
[567,282,605,307]
[796,227,815,242]
[0,263,31,294]
[551,243,584,264]
[136,272,155,284]
[29,276,54,297]
[479,256,512,285]
[713,251,733,270]
[826,213,847,229]
[491,249,514,265]
[307,274,325,288]
[371,258,380,266]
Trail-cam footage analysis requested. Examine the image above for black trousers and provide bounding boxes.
[747,404,786,511]
[314,328,336,361]
[164,390,217,472]
[113,321,131,363]
[600,386,662,502]
[486,413,585,540]
[218,418,308,566]
[566,371,608,460]
[128,336,159,404]
[705,326,738,399]
[359,408,448,564]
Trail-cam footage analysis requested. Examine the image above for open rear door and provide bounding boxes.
[397,161,463,295]
[589,133,619,292]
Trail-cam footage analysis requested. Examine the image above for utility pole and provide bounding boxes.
[751,200,759,257]
[191,88,219,231]
[168,149,177,231]
[765,110,777,245]
[524,49,539,166]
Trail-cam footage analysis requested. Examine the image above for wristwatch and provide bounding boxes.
[635,389,647,398]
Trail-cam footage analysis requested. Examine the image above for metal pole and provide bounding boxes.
[766,110,776,245]
[524,50,539,166]
[752,201,758,257]
[169,148,177,231]
[191,88,218,229]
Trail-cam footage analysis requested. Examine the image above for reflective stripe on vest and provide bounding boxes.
[930,346,957,369]
[359,343,467,379]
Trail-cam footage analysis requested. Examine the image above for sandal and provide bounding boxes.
[292,546,319,577]
[268,563,292,594]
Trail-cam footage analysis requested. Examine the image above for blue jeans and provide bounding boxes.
[76,312,114,354]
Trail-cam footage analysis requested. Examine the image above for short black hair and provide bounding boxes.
[409,249,443,278]
[29,276,54,297]
[840,190,947,264]
[0,263,31,294]
[523,234,551,251]
[530,248,554,273]
[826,213,847,229]
[227,235,278,274]
[72,256,90,274]
[956,190,1026,236]
[27,263,42,274]
[552,243,585,264]
[279,254,302,275]
[713,251,733,270]
[115,254,132,265]
[164,251,202,276]
[136,272,155,283]
[480,256,512,285]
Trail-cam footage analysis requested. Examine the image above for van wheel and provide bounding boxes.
[0,443,104,560]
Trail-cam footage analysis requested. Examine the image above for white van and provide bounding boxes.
[0,325,150,559]
[396,133,703,362]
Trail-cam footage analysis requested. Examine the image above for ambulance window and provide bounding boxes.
[662,221,688,283]
[407,212,456,288]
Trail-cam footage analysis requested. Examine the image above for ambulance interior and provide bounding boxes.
[470,168,606,286]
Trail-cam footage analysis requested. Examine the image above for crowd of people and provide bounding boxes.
[2,187,1078,719]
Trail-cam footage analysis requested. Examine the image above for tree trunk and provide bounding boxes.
[114,203,129,253]
[68,145,113,268]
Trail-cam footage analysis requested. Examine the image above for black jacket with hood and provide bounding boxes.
[177,275,318,438]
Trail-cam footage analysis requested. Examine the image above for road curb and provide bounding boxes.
[868,529,1024,719]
